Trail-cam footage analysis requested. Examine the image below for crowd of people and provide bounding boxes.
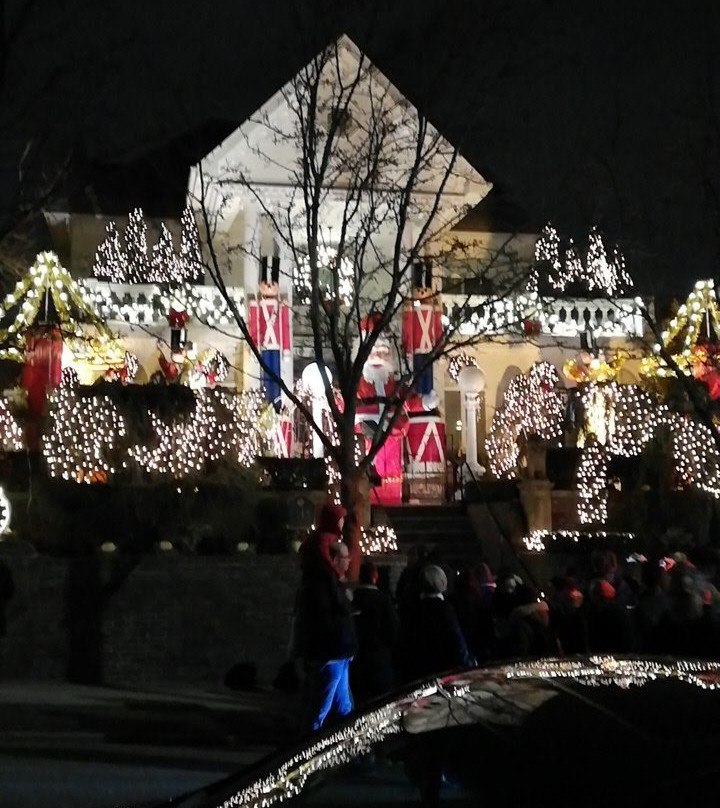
[290,503,720,731]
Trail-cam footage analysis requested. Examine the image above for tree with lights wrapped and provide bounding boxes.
[92,206,205,285]
[125,207,149,284]
[93,221,127,282]
[192,37,528,576]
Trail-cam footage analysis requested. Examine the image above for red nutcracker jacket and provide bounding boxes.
[402,301,443,355]
[248,297,291,354]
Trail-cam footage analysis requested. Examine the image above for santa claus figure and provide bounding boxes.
[248,256,291,411]
[402,259,443,395]
[356,314,439,503]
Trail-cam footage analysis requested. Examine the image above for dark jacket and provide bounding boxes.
[398,595,473,682]
[295,565,357,662]
[351,585,399,701]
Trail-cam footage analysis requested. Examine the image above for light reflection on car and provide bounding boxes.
[166,656,720,807]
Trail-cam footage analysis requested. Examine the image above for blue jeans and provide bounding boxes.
[303,658,353,731]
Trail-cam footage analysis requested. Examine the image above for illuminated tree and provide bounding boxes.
[125,207,149,283]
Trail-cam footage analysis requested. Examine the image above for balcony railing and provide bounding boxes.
[81,280,245,326]
[443,294,645,339]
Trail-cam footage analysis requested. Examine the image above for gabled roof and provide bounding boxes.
[194,34,491,231]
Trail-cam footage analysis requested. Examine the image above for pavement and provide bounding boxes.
[0,679,302,769]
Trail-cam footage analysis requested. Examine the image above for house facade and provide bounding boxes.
[43,35,646,496]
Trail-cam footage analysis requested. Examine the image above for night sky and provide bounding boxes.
[1,0,718,296]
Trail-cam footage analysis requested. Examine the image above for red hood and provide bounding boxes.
[317,503,347,536]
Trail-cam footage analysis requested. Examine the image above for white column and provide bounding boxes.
[458,365,486,471]
[464,392,480,466]
[302,363,332,458]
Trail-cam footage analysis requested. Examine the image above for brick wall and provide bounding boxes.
[0,550,301,688]
[0,549,407,689]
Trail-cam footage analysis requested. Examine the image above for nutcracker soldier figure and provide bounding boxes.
[248,256,291,411]
[402,259,443,395]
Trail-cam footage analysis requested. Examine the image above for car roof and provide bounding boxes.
[169,655,720,808]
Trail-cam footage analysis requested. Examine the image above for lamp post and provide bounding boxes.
[457,365,486,469]
[301,362,333,458]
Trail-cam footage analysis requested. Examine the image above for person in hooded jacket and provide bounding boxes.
[294,503,358,731]
[350,561,399,706]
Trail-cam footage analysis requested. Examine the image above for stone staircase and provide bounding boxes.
[376,501,545,592]
[376,504,481,567]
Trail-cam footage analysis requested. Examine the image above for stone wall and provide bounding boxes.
[0,550,302,689]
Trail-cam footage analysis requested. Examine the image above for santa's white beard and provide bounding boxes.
[362,362,391,388]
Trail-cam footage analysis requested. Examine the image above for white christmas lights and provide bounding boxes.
[296,246,354,306]
[92,206,204,284]
[447,351,479,382]
[360,525,398,554]
[485,361,565,478]
[0,399,24,451]
[43,376,127,483]
[522,529,637,553]
[0,252,123,365]
[529,223,632,296]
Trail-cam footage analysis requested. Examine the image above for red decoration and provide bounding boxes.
[523,318,542,335]
[168,308,189,329]
[21,326,63,449]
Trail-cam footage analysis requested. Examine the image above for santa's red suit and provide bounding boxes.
[354,358,409,504]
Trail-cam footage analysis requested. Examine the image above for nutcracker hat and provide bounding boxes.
[271,255,280,284]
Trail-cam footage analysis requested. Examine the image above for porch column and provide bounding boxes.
[301,362,332,458]
[458,366,486,469]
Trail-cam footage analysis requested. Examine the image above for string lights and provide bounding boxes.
[43,375,127,483]
[641,278,720,379]
[522,529,637,553]
[81,279,244,327]
[0,252,124,365]
[296,246,354,306]
[360,525,398,554]
[92,206,204,284]
[447,351,478,382]
[40,386,278,483]
[529,223,633,296]
[485,361,565,478]
[0,399,24,451]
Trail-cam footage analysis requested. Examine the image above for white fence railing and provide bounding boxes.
[81,280,245,326]
[443,294,646,338]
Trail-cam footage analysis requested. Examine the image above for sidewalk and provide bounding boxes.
[0,680,301,768]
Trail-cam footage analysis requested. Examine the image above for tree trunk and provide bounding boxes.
[340,467,366,581]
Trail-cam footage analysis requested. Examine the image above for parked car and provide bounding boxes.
[163,656,720,807]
